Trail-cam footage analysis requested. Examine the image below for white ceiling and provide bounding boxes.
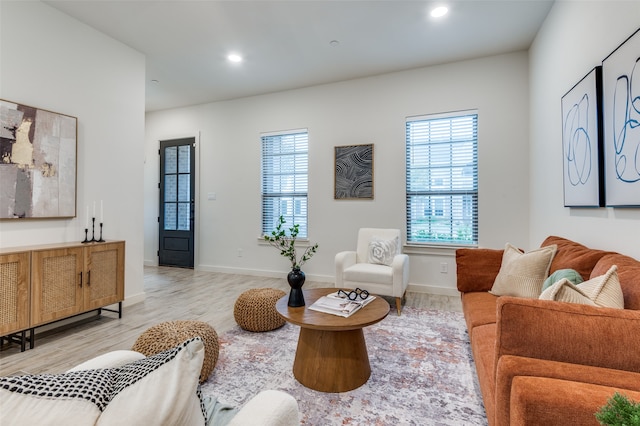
[46,0,554,112]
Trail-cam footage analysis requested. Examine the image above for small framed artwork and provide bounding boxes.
[0,99,77,219]
[602,27,640,207]
[334,144,373,200]
[560,66,604,207]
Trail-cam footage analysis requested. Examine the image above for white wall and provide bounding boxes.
[0,1,146,303]
[145,51,530,295]
[529,1,640,259]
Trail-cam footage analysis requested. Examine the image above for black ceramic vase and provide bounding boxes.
[287,267,306,307]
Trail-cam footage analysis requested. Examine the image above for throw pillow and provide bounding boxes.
[97,337,205,425]
[539,278,597,306]
[541,268,584,292]
[578,265,624,309]
[0,338,206,426]
[489,243,557,298]
[539,265,624,309]
[368,236,399,266]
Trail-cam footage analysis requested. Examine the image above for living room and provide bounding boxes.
[2,1,639,306]
[1,1,640,424]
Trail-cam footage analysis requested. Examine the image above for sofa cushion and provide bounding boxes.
[456,248,504,292]
[461,292,499,334]
[541,268,584,292]
[592,253,640,310]
[471,323,498,425]
[0,338,206,426]
[343,262,392,284]
[541,236,612,280]
[510,376,640,426]
[489,243,557,298]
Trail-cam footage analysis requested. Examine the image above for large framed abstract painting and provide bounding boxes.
[334,144,374,200]
[0,100,77,219]
[602,27,640,207]
[560,66,604,207]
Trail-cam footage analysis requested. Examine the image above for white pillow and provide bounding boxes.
[539,278,597,306]
[540,265,624,309]
[0,338,206,426]
[489,243,557,298]
[67,350,146,372]
[368,236,399,266]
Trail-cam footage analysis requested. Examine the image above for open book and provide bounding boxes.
[308,291,376,318]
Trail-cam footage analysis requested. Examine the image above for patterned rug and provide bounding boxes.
[201,307,487,425]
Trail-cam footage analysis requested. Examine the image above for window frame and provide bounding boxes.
[405,110,478,247]
[260,128,310,239]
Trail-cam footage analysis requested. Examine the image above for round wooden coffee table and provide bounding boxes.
[276,288,390,392]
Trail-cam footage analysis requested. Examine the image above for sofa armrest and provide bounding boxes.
[495,297,640,373]
[228,390,299,426]
[455,248,503,293]
[335,251,356,288]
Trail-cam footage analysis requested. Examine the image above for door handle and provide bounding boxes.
[79,271,83,288]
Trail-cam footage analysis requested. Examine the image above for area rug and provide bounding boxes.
[201,307,487,425]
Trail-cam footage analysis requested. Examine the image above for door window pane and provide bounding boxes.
[178,174,190,201]
[178,202,190,231]
[164,203,176,230]
[165,147,177,174]
[165,175,177,201]
[178,145,190,173]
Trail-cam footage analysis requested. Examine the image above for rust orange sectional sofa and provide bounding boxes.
[456,236,640,426]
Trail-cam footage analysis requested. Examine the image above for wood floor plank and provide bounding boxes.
[0,266,461,376]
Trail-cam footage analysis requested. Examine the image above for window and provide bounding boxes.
[261,129,309,237]
[405,111,478,245]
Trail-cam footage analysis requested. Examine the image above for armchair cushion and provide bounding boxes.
[343,262,393,285]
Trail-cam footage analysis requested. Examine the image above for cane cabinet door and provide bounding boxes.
[84,241,125,311]
[31,247,84,326]
[0,252,30,335]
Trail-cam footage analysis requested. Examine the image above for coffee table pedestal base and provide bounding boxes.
[293,327,371,393]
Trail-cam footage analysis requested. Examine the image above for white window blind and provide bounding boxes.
[261,129,309,237]
[405,111,478,245]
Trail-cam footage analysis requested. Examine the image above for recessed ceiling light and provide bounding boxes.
[430,6,448,18]
[151,79,159,84]
[227,53,243,63]
[329,40,340,47]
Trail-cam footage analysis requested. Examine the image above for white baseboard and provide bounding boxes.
[195,264,459,296]
[407,283,460,297]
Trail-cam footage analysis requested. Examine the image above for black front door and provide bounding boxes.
[159,138,195,268]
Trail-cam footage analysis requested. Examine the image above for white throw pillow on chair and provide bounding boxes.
[367,236,399,266]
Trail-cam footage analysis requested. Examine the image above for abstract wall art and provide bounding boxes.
[560,66,604,207]
[0,100,77,219]
[334,144,374,199]
[602,27,640,207]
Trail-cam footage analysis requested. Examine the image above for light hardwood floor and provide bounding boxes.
[0,266,461,377]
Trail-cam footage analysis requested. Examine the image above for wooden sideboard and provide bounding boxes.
[0,241,125,351]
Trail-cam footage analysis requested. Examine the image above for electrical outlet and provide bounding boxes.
[440,262,448,273]
[237,249,243,257]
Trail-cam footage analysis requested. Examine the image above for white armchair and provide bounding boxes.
[335,228,410,315]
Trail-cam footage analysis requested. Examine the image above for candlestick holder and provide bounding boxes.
[97,223,105,242]
[90,217,97,242]
[82,228,90,244]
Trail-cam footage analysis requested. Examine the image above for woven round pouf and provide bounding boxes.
[234,288,287,332]
[131,320,219,383]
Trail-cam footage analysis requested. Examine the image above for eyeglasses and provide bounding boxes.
[337,288,369,301]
